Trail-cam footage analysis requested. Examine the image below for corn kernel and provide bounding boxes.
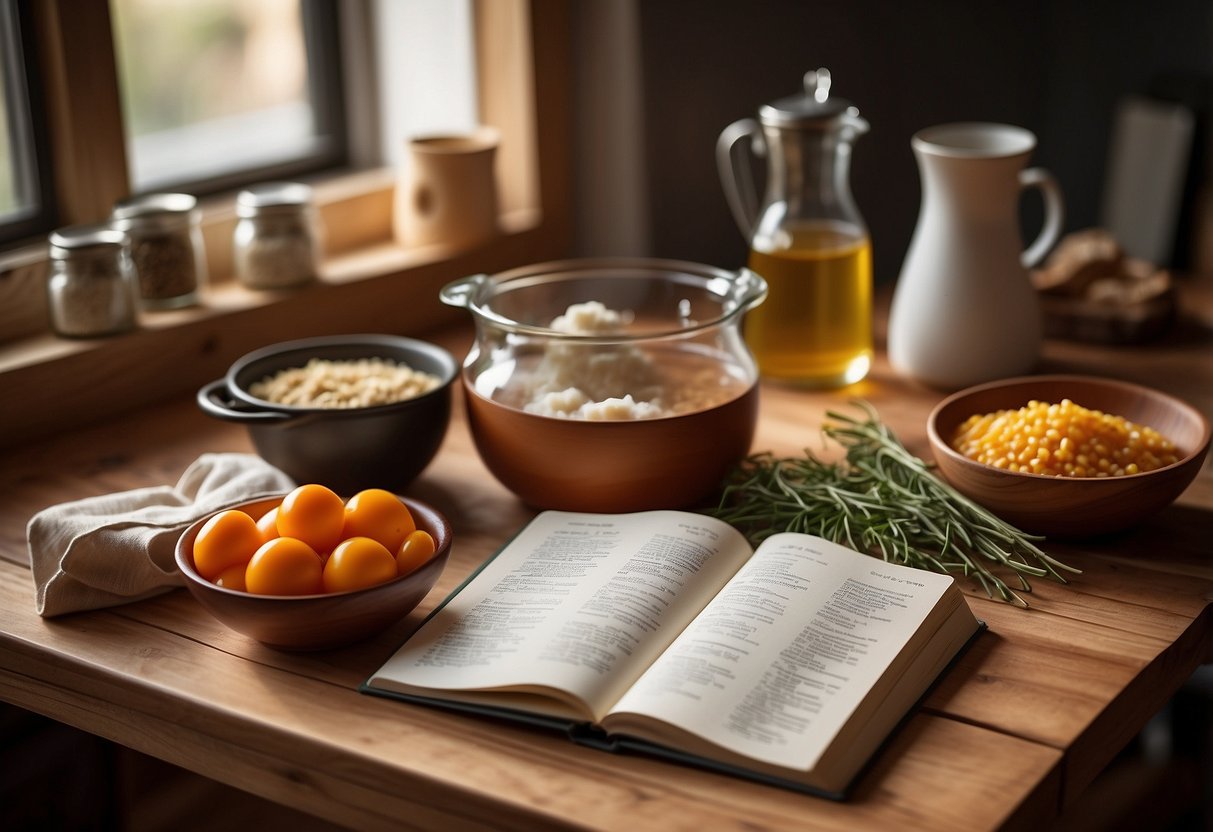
[951,398,1179,479]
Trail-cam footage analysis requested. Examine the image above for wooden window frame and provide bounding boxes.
[0,0,572,451]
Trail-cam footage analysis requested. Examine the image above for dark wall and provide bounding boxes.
[636,0,1213,281]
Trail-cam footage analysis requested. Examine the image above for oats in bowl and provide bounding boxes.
[249,357,442,408]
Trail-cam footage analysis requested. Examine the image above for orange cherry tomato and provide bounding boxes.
[323,536,398,593]
[276,484,345,554]
[245,537,324,596]
[214,563,248,591]
[341,489,416,552]
[256,504,281,545]
[396,529,437,577]
[193,509,263,581]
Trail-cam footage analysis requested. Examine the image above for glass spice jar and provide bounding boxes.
[46,224,140,338]
[233,182,321,290]
[112,192,206,309]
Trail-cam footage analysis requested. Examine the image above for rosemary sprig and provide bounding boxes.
[705,401,1080,607]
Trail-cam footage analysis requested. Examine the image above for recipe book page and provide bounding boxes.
[601,532,959,771]
[369,510,754,721]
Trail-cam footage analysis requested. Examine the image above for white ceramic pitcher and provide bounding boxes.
[888,123,1063,389]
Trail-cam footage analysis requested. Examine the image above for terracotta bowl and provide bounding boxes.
[175,495,451,650]
[464,379,759,512]
[927,375,1210,538]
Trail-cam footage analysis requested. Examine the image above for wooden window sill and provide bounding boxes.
[0,205,554,451]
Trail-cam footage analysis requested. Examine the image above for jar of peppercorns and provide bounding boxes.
[46,224,140,338]
[112,192,206,309]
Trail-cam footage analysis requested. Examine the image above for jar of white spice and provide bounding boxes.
[46,224,140,338]
[112,192,206,308]
[233,182,321,290]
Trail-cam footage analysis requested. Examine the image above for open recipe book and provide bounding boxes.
[363,510,983,799]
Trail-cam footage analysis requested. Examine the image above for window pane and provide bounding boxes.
[1,0,29,219]
[0,0,52,242]
[0,53,17,219]
[111,0,343,192]
[372,0,477,167]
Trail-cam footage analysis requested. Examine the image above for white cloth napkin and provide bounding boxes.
[28,453,295,617]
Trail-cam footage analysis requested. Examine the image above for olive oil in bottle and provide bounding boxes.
[746,221,872,387]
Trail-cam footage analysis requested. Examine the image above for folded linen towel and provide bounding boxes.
[28,453,295,617]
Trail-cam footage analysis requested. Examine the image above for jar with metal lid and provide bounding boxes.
[717,68,872,388]
[112,192,206,308]
[46,224,140,338]
[233,182,321,290]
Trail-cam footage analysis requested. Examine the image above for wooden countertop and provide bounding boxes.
[1,279,1211,831]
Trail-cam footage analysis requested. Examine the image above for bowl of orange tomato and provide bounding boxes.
[175,484,451,650]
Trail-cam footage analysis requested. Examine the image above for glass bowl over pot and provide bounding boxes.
[440,258,768,512]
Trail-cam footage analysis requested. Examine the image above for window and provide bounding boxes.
[0,0,571,450]
[0,0,54,244]
[110,0,346,195]
[370,0,478,166]
[0,0,506,252]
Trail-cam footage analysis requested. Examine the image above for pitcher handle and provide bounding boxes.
[716,118,764,241]
[1019,167,1064,269]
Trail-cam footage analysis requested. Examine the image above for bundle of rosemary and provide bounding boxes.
[705,402,1079,607]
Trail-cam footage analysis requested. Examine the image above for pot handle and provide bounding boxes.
[730,267,769,314]
[197,379,293,424]
[439,273,490,309]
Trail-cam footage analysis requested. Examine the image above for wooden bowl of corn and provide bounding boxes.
[927,375,1210,538]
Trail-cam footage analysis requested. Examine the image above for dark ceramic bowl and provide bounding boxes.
[197,334,456,494]
[175,494,451,650]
